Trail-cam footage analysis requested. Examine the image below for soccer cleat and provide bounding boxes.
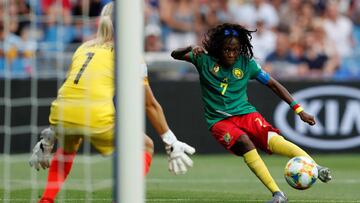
[267,191,288,203]
[38,197,54,203]
[317,166,332,183]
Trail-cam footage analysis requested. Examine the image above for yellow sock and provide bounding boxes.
[243,149,280,193]
[268,134,312,160]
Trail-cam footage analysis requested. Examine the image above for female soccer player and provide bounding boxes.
[29,2,195,203]
[171,23,331,203]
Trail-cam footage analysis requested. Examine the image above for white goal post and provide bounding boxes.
[115,1,145,203]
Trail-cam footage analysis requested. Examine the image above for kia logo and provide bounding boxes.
[274,85,360,150]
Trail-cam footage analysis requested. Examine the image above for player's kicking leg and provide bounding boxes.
[317,165,332,183]
[267,132,332,183]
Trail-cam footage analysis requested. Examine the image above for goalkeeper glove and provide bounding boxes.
[162,130,195,175]
[29,127,56,170]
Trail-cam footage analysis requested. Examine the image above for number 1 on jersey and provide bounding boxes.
[74,52,95,84]
[220,82,228,95]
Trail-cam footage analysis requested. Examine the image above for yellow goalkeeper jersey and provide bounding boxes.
[49,42,149,131]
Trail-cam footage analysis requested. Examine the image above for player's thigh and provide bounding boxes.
[90,129,114,156]
[235,112,280,153]
[57,134,83,153]
[210,118,245,152]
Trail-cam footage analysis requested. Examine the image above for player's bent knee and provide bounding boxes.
[267,131,282,145]
[62,136,83,153]
[230,135,256,156]
[144,135,154,155]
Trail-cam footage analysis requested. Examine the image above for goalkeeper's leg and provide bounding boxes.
[268,132,332,183]
[144,135,154,175]
[39,136,82,203]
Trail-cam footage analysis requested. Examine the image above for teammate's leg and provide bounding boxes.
[144,135,154,175]
[39,135,82,203]
[268,132,332,183]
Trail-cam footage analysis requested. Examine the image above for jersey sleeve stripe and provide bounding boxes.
[255,69,270,85]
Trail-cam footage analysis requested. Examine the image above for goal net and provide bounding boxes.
[0,1,128,202]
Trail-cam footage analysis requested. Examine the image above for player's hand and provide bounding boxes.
[29,141,51,170]
[165,141,195,175]
[192,46,208,56]
[298,111,316,126]
[29,128,55,170]
[162,130,196,175]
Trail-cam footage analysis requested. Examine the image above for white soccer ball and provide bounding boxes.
[284,156,318,190]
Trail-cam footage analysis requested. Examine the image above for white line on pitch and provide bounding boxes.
[147,178,360,184]
[1,199,359,203]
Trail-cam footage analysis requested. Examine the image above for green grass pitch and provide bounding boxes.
[0,154,359,202]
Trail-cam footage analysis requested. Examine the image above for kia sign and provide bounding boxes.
[274,85,360,150]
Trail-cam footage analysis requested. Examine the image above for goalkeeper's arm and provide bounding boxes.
[144,84,196,175]
[144,84,170,136]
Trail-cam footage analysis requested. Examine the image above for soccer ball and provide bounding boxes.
[284,156,318,190]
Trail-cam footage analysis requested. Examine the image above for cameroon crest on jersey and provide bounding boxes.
[223,132,232,144]
[232,68,243,79]
[211,64,220,75]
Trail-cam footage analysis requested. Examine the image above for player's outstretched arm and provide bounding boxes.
[171,46,192,61]
[267,77,316,126]
[171,45,207,61]
[144,84,196,175]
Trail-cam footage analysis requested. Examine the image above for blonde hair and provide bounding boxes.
[85,2,114,47]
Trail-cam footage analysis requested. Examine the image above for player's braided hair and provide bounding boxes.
[202,23,255,62]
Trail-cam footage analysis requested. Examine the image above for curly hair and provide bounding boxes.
[202,23,255,62]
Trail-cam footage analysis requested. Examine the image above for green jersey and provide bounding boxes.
[189,52,262,128]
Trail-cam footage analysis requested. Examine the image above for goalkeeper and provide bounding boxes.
[29,2,195,203]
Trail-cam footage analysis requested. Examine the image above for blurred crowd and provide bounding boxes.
[1,0,360,80]
[0,0,110,77]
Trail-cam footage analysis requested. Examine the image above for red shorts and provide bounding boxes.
[210,112,280,154]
